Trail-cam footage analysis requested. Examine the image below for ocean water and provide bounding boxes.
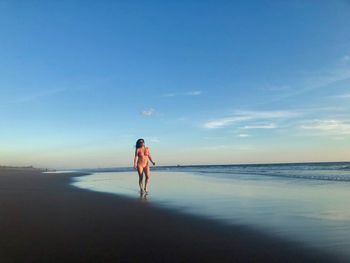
[72,162,350,260]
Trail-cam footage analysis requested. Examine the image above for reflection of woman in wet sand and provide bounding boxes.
[133,139,155,194]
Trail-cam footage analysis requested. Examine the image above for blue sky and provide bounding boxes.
[1,1,350,168]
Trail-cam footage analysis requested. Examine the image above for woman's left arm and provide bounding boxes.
[147,148,155,165]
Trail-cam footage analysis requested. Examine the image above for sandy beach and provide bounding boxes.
[0,167,338,262]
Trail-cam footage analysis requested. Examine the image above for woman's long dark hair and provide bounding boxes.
[135,138,145,149]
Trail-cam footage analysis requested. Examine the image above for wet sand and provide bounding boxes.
[0,167,338,262]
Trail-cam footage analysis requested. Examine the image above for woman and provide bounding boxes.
[133,138,155,194]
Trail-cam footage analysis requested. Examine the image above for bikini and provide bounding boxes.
[137,148,150,169]
[137,148,150,158]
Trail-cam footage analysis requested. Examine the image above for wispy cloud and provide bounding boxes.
[161,93,176,97]
[300,119,350,135]
[149,137,160,143]
[234,110,298,119]
[161,90,202,97]
[204,116,251,129]
[203,110,298,129]
[200,144,254,151]
[334,93,350,99]
[259,84,291,92]
[342,55,350,61]
[199,145,231,150]
[185,90,201,96]
[140,108,156,117]
[254,58,350,107]
[7,88,66,104]
[202,136,225,140]
[238,134,250,138]
[243,123,277,129]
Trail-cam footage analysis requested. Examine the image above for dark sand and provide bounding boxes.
[0,167,339,262]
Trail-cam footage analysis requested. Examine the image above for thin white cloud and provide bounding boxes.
[342,55,350,61]
[243,123,277,129]
[186,90,201,96]
[204,116,251,129]
[161,90,202,97]
[235,110,298,119]
[334,93,350,99]
[149,137,160,143]
[200,144,254,151]
[259,84,291,92]
[300,119,350,135]
[254,60,350,107]
[200,145,231,150]
[331,137,345,140]
[203,110,298,129]
[202,136,225,140]
[8,88,66,104]
[140,108,156,117]
[289,67,350,98]
[161,93,176,97]
[238,134,250,138]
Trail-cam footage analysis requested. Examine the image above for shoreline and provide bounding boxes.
[0,167,341,262]
[71,160,350,172]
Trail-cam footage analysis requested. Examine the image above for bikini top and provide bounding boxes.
[137,147,150,157]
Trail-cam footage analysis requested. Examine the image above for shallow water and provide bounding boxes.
[72,166,350,260]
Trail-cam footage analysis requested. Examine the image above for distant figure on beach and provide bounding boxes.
[133,139,155,194]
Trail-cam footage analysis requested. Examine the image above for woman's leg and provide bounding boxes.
[144,165,150,192]
[137,166,144,192]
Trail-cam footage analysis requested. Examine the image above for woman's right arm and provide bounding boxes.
[133,149,138,169]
